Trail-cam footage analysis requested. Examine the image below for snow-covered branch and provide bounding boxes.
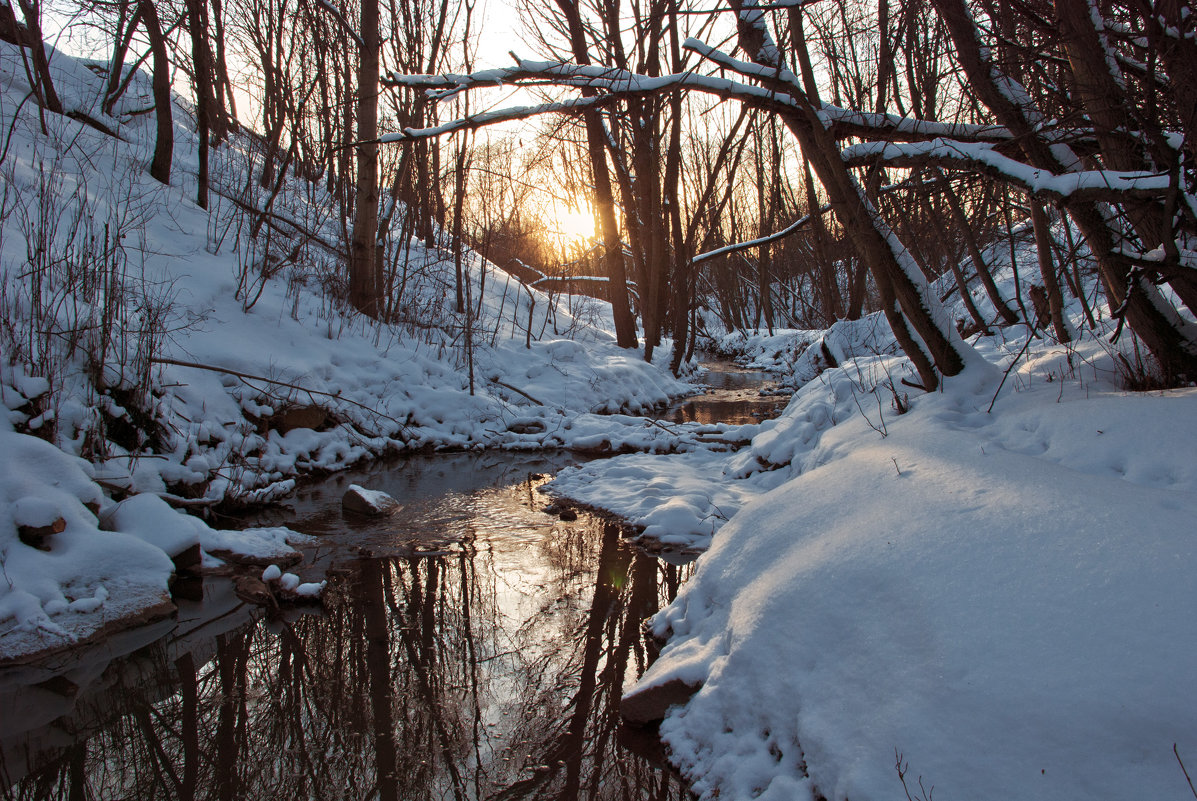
[843,138,1173,202]
[692,210,819,264]
[388,54,1017,147]
[383,59,812,140]
[378,96,614,143]
[817,107,1012,144]
[314,0,365,49]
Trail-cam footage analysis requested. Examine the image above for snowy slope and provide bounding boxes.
[642,369,1197,801]
[0,38,695,500]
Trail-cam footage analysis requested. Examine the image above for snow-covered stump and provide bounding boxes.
[342,484,401,517]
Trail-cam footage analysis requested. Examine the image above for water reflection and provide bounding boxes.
[1,455,691,800]
[664,362,783,426]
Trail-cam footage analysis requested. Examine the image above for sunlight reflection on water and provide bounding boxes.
[663,360,784,425]
[1,452,692,800]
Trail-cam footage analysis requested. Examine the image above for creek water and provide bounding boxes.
[0,363,778,800]
[663,360,783,425]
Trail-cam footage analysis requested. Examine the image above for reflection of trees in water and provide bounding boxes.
[4,512,690,801]
[498,519,689,801]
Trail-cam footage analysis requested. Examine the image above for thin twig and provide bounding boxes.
[987,330,1034,413]
[1176,744,1197,800]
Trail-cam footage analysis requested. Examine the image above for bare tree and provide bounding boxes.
[139,0,173,185]
[349,0,381,316]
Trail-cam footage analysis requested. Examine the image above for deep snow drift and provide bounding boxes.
[547,258,1197,798]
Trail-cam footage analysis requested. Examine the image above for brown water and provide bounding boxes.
[663,361,782,426]
[0,452,691,800]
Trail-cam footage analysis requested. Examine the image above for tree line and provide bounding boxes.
[391,0,1197,387]
[4,0,1195,387]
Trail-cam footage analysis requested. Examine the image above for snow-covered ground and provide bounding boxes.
[548,256,1197,797]
[0,40,699,662]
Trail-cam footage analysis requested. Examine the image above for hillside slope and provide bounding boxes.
[0,39,694,662]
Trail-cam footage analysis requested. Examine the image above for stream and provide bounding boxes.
[0,363,776,800]
[663,360,783,425]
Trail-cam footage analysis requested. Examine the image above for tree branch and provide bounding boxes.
[843,138,1175,203]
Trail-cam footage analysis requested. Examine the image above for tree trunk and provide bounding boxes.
[932,0,1197,381]
[349,0,380,317]
[1054,0,1197,316]
[938,171,1018,325]
[914,187,989,334]
[554,0,638,349]
[756,2,970,389]
[1029,199,1071,342]
[802,158,842,324]
[209,0,235,137]
[186,0,213,209]
[103,4,140,116]
[16,0,63,114]
[140,0,173,185]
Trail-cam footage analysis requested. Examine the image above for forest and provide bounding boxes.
[6,0,1196,387]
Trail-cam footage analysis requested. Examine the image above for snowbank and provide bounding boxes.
[0,422,314,663]
[699,316,899,388]
[640,369,1197,801]
[550,244,1197,798]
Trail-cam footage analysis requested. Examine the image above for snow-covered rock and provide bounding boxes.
[98,494,203,559]
[342,484,401,516]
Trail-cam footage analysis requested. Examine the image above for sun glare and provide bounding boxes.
[550,204,596,244]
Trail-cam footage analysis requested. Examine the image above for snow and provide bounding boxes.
[0,418,315,659]
[344,484,400,513]
[842,138,1173,201]
[546,238,1197,799]
[200,526,311,563]
[3,23,1195,801]
[638,374,1197,801]
[259,563,323,598]
[98,494,202,558]
[0,427,174,652]
[294,580,325,598]
[12,497,63,530]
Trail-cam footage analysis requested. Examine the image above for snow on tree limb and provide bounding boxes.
[692,211,817,265]
[385,54,1013,147]
[378,96,613,143]
[842,138,1176,203]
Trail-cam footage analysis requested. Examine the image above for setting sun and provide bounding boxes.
[548,204,596,244]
